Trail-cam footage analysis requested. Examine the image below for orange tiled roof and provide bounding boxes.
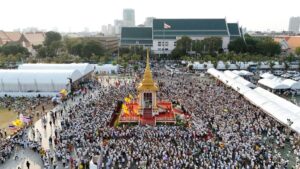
[23,32,45,46]
[5,32,22,41]
[0,31,11,44]
[286,36,300,50]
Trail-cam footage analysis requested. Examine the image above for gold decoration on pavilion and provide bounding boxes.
[137,49,159,91]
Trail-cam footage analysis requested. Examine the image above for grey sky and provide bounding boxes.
[1,0,299,32]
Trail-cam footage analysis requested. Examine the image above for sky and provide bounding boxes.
[1,0,299,32]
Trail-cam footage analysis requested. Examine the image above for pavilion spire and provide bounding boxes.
[137,49,158,91]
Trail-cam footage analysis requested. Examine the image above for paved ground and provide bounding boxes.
[0,148,43,169]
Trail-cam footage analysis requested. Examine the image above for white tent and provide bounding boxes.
[259,102,297,124]
[207,68,223,78]
[0,69,82,93]
[216,61,226,70]
[227,63,238,70]
[18,63,94,76]
[205,63,214,69]
[243,90,269,107]
[260,72,275,79]
[258,78,290,90]
[95,64,119,74]
[192,62,205,70]
[281,79,300,90]
[224,71,255,88]
[224,70,239,79]
[232,70,254,76]
[230,82,252,94]
[254,87,300,114]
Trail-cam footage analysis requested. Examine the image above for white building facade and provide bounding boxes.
[289,17,300,34]
[152,19,235,54]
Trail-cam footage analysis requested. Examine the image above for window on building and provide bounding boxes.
[165,48,168,51]
[174,42,177,46]
[165,42,168,46]
[158,42,161,46]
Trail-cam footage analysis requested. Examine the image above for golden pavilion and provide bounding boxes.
[116,49,189,126]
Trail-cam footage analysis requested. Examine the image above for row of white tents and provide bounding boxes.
[0,63,94,97]
[259,72,300,90]
[207,68,300,133]
[189,61,297,70]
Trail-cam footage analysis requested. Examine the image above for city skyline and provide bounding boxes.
[0,0,299,32]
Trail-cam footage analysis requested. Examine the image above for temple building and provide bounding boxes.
[117,49,189,126]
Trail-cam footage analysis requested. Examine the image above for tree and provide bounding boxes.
[296,47,300,56]
[81,39,104,58]
[44,31,62,46]
[171,36,192,59]
[256,37,281,56]
[228,37,247,53]
[0,42,29,56]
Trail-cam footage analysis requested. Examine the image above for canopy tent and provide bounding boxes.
[95,64,119,74]
[18,63,94,76]
[230,82,252,94]
[216,61,226,70]
[0,69,82,93]
[258,78,289,90]
[207,68,223,79]
[259,63,271,69]
[281,79,300,90]
[227,63,238,70]
[224,70,239,79]
[224,71,255,88]
[236,62,249,70]
[208,68,300,134]
[243,90,269,107]
[205,63,214,69]
[254,87,300,114]
[192,62,205,70]
[207,68,234,86]
[260,72,275,79]
[259,102,297,124]
[232,70,254,76]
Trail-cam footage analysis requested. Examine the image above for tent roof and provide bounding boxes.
[0,69,82,84]
[254,87,300,114]
[18,63,93,76]
[258,78,290,89]
[260,72,275,79]
[282,79,300,89]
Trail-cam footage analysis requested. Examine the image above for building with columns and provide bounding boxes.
[120,18,243,54]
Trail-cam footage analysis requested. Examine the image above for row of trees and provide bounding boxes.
[33,31,106,63]
[171,36,222,59]
[228,34,281,56]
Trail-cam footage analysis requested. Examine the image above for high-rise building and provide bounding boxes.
[144,17,155,27]
[289,17,300,34]
[101,25,108,35]
[107,24,115,35]
[123,9,135,27]
[114,19,123,35]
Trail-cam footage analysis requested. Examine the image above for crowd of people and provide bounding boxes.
[1,65,300,168]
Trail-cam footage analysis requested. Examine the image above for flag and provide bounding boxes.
[8,124,17,130]
[164,23,171,29]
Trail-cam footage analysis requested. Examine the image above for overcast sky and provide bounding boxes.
[1,0,299,32]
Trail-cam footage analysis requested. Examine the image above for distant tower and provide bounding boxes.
[288,17,300,34]
[123,9,135,27]
[144,17,155,27]
[137,49,159,117]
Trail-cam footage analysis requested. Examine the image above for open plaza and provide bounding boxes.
[0,50,300,168]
